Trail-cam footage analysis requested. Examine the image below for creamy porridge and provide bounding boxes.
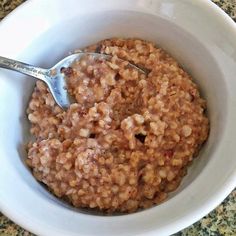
[26,38,209,213]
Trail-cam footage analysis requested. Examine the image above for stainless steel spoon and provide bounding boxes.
[0,53,145,109]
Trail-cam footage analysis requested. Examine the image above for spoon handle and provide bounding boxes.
[0,56,49,82]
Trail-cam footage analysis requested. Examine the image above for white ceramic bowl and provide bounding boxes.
[0,0,236,235]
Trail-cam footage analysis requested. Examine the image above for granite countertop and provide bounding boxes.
[0,0,236,235]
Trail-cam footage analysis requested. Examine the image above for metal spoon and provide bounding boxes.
[0,53,145,109]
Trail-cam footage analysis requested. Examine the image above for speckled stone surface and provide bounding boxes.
[0,0,235,235]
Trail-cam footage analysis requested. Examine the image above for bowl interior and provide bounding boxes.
[1,9,227,212]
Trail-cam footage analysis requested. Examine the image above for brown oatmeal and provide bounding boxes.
[26,38,209,213]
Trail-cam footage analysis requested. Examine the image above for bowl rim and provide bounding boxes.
[0,0,236,235]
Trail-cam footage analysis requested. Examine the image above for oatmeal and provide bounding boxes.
[26,38,209,213]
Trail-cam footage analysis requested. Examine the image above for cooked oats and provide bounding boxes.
[26,38,209,213]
